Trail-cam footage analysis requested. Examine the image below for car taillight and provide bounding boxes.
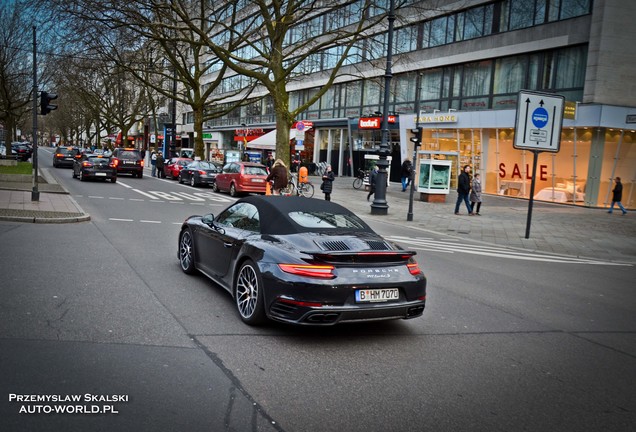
[111,158,120,167]
[198,170,206,175]
[140,160,144,167]
[407,262,422,275]
[55,153,64,158]
[82,161,93,167]
[278,264,335,279]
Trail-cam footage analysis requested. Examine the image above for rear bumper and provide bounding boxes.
[268,298,426,325]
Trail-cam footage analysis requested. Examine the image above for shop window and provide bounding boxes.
[599,130,636,209]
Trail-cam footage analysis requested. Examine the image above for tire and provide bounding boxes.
[79,170,85,181]
[111,177,117,183]
[178,174,183,184]
[230,183,237,197]
[190,176,196,187]
[353,177,363,189]
[300,183,315,198]
[212,182,219,193]
[72,169,77,179]
[235,260,266,325]
[138,172,143,179]
[179,229,197,274]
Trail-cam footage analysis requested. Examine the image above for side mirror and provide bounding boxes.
[202,214,215,226]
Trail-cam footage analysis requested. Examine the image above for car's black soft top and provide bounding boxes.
[236,195,371,235]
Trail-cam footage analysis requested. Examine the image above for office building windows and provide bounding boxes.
[494,56,527,94]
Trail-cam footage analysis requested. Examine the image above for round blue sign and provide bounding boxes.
[532,107,549,128]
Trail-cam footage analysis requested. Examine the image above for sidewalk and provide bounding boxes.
[0,168,634,263]
[322,175,636,264]
[0,168,89,224]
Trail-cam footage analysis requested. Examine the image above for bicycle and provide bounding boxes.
[287,173,315,198]
[353,169,368,189]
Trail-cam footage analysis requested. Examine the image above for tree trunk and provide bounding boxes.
[193,104,204,160]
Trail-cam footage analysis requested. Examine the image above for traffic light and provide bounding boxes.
[40,91,58,115]
[410,127,422,147]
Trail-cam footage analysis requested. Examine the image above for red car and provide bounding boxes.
[213,162,269,197]
[163,157,193,179]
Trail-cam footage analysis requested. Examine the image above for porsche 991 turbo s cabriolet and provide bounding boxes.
[178,196,426,326]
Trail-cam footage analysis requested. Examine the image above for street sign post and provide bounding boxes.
[514,90,565,152]
[513,90,565,239]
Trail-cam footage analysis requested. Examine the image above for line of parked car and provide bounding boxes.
[0,141,33,161]
[51,145,273,197]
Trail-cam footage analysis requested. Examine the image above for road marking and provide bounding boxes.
[132,189,159,199]
[109,218,133,222]
[386,236,631,266]
[140,220,162,224]
[108,197,124,200]
[88,196,104,199]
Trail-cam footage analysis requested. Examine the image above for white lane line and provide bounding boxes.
[88,196,104,199]
[109,218,134,222]
[140,220,162,224]
[116,181,133,189]
[108,197,124,200]
[132,188,159,199]
[129,198,144,202]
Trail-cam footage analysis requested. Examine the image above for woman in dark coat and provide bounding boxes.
[321,164,335,201]
[266,159,288,195]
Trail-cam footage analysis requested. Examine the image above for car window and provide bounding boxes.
[287,211,367,229]
[216,203,260,232]
[243,166,268,176]
[115,150,140,160]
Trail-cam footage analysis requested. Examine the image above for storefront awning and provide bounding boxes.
[246,130,277,149]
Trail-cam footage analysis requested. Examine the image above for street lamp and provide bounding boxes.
[370,0,396,215]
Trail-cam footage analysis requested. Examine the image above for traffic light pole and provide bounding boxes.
[407,74,423,221]
[31,27,39,202]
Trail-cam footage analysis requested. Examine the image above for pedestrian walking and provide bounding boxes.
[150,151,157,177]
[608,177,627,215]
[401,159,413,191]
[156,151,165,178]
[321,164,335,201]
[454,164,474,215]
[470,172,482,215]
[367,165,379,201]
[266,159,288,195]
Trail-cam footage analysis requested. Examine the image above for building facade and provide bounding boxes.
[181,0,635,209]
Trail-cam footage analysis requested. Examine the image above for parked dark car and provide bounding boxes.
[53,146,81,168]
[11,142,33,161]
[72,153,117,182]
[178,196,427,326]
[213,161,268,196]
[164,157,193,180]
[111,147,144,178]
[178,161,222,187]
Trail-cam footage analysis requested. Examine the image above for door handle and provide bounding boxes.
[223,242,233,248]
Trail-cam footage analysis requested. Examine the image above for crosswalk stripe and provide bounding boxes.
[386,236,630,266]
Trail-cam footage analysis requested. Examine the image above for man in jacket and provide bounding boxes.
[608,177,627,215]
[454,164,474,215]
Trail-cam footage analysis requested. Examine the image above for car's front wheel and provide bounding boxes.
[235,260,266,325]
[212,182,219,193]
[179,229,197,274]
[229,183,238,197]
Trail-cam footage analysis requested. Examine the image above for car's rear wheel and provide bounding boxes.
[79,171,85,181]
[229,183,238,197]
[190,177,196,187]
[72,169,77,179]
[235,260,266,325]
[179,229,196,274]
[212,182,219,193]
[111,177,117,183]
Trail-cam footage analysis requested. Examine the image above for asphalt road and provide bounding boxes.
[1,151,635,432]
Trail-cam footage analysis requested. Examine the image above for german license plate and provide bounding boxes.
[355,288,399,303]
[95,173,106,176]
[252,178,264,183]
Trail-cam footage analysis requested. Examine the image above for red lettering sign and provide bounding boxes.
[499,163,548,181]
[358,118,381,129]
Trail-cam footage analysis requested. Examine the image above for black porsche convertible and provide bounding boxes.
[178,195,427,326]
